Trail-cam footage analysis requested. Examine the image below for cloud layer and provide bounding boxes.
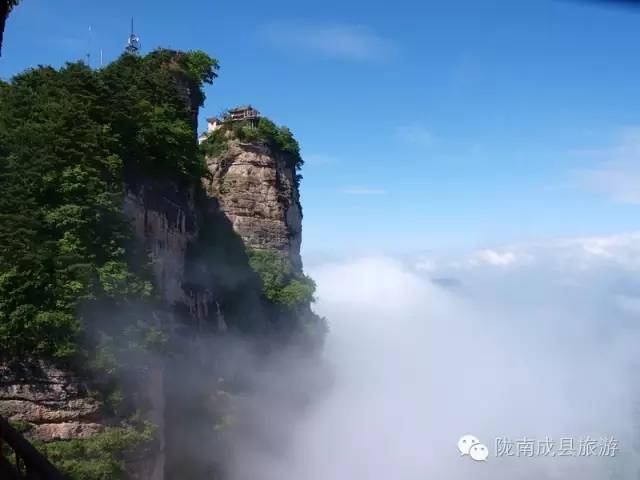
[229,232,640,479]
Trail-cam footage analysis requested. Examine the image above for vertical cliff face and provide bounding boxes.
[115,118,315,480]
[204,140,303,272]
[122,178,220,329]
[0,48,320,480]
[124,181,198,306]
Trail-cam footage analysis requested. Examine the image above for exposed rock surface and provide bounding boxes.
[0,361,103,441]
[125,179,202,309]
[123,177,235,329]
[204,140,303,271]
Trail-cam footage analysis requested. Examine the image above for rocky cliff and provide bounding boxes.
[0,49,322,480]
[123,178,220,329]
[0,361,103,441]
[204,140,303,272]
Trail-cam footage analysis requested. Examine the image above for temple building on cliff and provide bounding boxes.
[199,105,261,143]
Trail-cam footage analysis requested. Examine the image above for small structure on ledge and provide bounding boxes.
[206,116,223,133]
[199,105,261,143]
[223,105,260,123]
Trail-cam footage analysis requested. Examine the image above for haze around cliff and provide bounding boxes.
[227,232,640,479]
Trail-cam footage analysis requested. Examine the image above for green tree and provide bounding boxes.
[0,0,19,56]
[0,49,217,361]
[184,49,220,85]
[247,250,316,309]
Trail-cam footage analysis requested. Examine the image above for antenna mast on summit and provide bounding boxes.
[125,17,140,54]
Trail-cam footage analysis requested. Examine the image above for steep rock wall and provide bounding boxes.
[204,141,303,272]
[123,178,219,327]
[0,361,102,441]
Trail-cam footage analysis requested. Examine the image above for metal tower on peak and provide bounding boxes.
[125,17,140,54]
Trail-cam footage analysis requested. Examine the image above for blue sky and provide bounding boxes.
[3,0,640,257]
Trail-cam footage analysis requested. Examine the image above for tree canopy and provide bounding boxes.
[0,49,218,361]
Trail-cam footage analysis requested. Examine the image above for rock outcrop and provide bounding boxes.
[204,140,303,272]
[0,361,103,441]
[123,178,221,328]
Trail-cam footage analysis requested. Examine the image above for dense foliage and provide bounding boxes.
[0,49,218,361]
[100,49,217,178]
[248,250,315,309]
[183,49,219,86]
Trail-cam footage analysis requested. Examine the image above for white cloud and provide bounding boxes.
[615,294,640,316]
[414,257,435,272]
[235,244,640,479]
[467,249,519,267]
[573,127,640,204]
[393,123,434,147]
[342,186,386,195]
[423,232,640,273]
[262,22,396,62]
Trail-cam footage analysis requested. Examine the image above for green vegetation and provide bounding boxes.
[9,419,33,434]
[0,49,218,362]
[0,0,21,56]
[183,49,220,85]
[201,117,304,172]
[1,421,155,480]
[200,125,231,158]
[35,423,155,480]
[248,250,315,309]
[0,43,321,477]
[100,49,216,178]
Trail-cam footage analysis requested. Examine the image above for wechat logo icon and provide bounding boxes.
[458,434,489,462]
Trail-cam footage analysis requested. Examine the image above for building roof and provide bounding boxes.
[206,117,221,123]
[227,105,257,113]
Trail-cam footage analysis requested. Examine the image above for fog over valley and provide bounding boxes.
[231,234,640,479]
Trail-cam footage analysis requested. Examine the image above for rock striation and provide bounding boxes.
[123,178,219,326]
[204,140,303,272]
[0,361,103,441]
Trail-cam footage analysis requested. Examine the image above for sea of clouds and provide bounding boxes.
[229,232,640,479]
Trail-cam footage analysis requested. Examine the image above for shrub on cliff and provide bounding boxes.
[201,117,304,173]
[34,423,155,480]
[247,250,315,308]
[183,49,220,86]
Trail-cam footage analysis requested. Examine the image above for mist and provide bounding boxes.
[227,233,640,479]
